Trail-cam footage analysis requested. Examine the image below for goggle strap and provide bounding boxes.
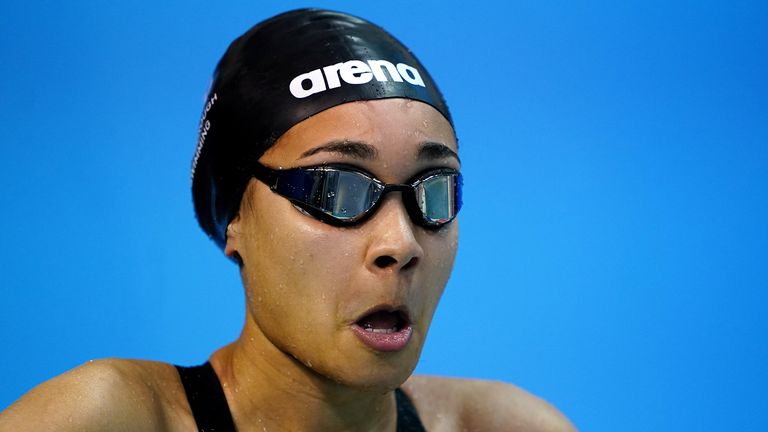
[251,163,279,189]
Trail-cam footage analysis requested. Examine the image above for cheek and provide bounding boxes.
[240,193,361,335]
[416,223,459,315]
[426,223,459,277]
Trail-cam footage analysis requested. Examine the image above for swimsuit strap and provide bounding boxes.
[175,362,236,432]
[395,387,427,432]
[176,362,427,432]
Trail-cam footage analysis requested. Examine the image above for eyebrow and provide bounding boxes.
[417,141,460,163]
[300,140,378,160]
[298,140,460,163]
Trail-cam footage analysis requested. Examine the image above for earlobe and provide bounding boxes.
[224,214,242,260]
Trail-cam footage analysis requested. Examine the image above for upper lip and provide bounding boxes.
[351,304,412,327]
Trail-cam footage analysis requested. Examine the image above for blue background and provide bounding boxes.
[1,1,766,430]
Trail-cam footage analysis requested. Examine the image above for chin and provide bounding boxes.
[324,344,423,393]
[338,365,417,394]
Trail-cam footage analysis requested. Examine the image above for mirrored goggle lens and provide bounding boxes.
[416,173,458,224]
[304,169,383,220]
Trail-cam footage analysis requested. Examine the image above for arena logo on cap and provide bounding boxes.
[289,59,426,99]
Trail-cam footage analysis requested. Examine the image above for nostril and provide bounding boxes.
[374,256,397,268]
[373,255,419,270]
[401,256,418,270]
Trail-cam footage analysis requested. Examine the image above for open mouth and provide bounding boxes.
[351,307,413,352]
[356,309,408,333]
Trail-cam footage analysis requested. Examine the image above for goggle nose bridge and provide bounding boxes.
[367,183,420,219]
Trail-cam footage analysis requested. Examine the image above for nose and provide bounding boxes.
[364,194,424,273]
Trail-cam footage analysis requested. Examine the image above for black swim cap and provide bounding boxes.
[191,8,453,250]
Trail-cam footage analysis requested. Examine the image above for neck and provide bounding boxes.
[209,314,398,432]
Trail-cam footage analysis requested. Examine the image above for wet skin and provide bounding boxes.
[216,98,460,429]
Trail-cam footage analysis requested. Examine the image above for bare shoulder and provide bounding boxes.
[402,375,576,432]
[0,358,194,432]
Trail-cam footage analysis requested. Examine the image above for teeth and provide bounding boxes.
[363,326,398,334]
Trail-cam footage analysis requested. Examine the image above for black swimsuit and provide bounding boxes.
[176,363,427,431]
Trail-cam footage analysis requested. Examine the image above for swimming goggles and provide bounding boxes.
[251,162,462,228]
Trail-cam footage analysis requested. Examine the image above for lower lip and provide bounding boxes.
[351,323,413,352]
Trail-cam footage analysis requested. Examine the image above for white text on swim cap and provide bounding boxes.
[289,60,426,99]
[191,92,218,180]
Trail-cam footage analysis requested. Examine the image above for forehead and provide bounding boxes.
[262,98,457,162]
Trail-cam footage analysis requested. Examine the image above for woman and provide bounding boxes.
[0,9,574,431]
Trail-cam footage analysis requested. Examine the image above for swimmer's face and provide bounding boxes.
[226,99,459,390]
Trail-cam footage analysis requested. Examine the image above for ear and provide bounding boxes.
[224,213,243,264]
